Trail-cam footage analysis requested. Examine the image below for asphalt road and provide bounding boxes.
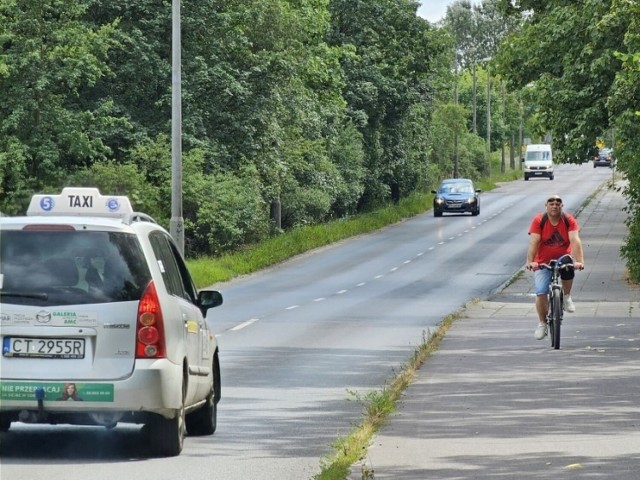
[1,163,612,480]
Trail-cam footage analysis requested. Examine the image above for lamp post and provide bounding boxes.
[501,80,506,173]
[170,0,184,255]
[481,57,492,177]
[454,61,459,178]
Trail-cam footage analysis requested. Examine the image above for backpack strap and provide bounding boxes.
[540,212,569,230]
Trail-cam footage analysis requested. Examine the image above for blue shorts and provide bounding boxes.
[534,269,552,296]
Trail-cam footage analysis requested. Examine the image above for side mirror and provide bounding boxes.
[198,290,223,315]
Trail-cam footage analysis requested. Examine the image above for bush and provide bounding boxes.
[185,168,270,256]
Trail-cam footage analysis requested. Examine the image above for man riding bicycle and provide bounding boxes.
[525,195,585,340]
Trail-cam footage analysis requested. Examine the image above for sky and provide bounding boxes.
[417,0,454,23]
[417,0,474,23]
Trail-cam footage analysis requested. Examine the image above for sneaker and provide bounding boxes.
[564,295,575,313]
[534,323,548,340]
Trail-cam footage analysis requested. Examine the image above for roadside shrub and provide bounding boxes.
[185,168,270,256]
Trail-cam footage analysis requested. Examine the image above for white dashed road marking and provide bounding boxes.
[231,319,259,331]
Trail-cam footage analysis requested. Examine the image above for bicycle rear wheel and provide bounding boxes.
[550,289,562,349]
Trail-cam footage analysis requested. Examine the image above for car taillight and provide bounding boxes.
[136,281,166,358]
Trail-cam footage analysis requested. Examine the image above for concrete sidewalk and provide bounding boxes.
[350,181,640,479]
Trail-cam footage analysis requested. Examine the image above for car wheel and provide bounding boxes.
[186,358,220,436]
[524,175,529,181]
[593,163,597,168]
[472,208,480,216]
[549,175,554,180]
[434,210,443,217]
[148,382,186,457]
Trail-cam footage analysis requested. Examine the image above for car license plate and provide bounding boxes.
[449,204,461,208]
[3,337,85,359]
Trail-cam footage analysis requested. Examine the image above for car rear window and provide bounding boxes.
[0,230,151,306]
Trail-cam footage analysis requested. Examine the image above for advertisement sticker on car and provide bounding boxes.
[0,381,114,402]
[1,310,98,326]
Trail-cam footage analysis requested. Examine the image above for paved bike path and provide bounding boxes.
[350,181,640,479]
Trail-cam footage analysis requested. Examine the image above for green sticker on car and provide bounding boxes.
[0,381,114,402]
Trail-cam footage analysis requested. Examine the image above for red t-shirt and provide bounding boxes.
[528,213,579,264]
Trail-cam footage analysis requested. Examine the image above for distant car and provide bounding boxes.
[0,187,224,457]
[522,143,554,180]
[593,148,614,168]
[431,179,481,217]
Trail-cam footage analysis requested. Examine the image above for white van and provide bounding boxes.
[522,144,554,181]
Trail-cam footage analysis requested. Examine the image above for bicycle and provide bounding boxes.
[538,254,575,349]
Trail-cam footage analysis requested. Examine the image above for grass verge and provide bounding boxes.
[313,309,466,480]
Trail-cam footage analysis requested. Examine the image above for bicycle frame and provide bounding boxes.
[540,254,573,349]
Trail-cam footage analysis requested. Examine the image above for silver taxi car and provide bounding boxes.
[0,188,223,456]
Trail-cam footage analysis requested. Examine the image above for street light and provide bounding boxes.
[170,0,184,255]
[481,57,492,176]
[501,80,506,174]
[454,60,459,178]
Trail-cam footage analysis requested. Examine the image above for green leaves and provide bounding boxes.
[0,0,122,195]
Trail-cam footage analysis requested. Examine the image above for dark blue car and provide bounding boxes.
[593,148,614,168]
[431,179,481,217]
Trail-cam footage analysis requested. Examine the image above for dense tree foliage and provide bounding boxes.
[0,0,123,211]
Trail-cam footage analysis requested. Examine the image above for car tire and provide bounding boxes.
[593,163,597,168]
[186,358,220,436]
[549,175,554,180]
[149,381,186,457]
[472,208,479,216]
[524,175,529,181]
[434,210,443,217]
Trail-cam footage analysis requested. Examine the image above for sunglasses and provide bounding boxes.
[547,198,562,204]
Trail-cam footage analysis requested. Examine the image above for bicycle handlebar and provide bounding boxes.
[538,261,574,272]
[535,254,576,272]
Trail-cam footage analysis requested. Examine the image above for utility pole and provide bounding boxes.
[170,0,184,255]
[501,80,506,174]
[486,65,491,176]
[518,101,524,170]
[454,62,459,178]
[472,62,477,134]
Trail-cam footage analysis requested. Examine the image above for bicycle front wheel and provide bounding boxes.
[551,289,563,349]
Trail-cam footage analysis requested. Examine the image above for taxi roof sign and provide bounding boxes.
[27,187,133,217]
